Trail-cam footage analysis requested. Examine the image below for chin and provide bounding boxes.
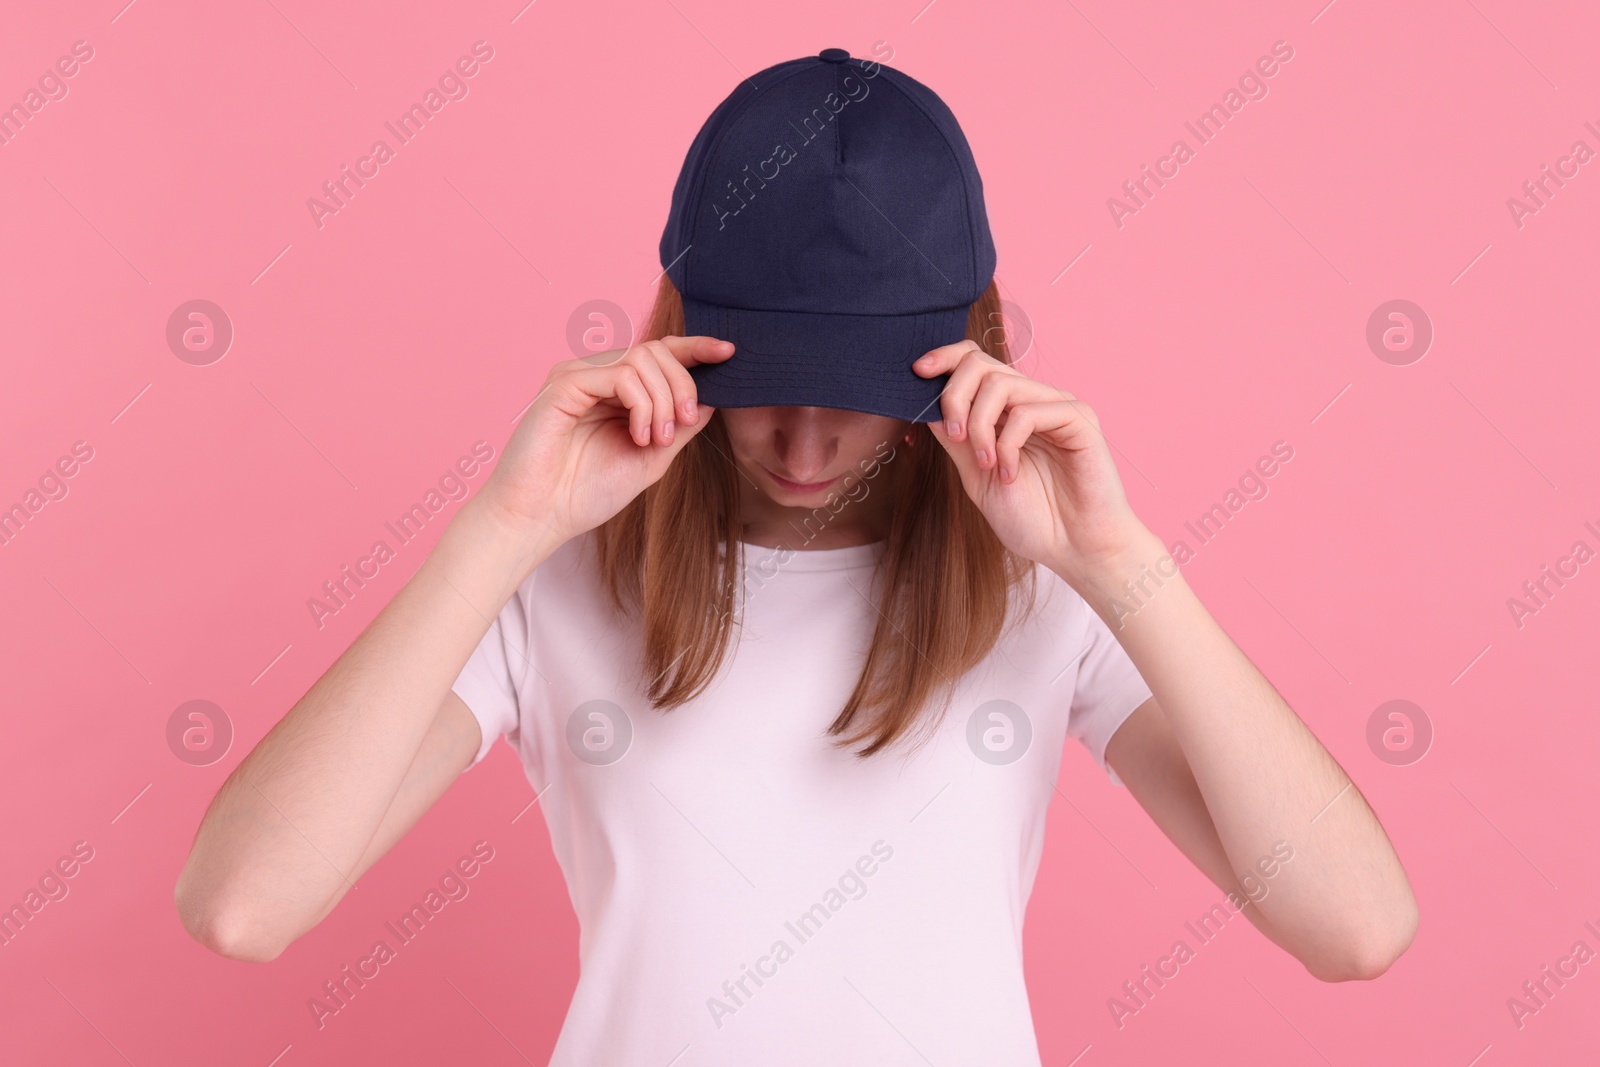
[780,491,831,506]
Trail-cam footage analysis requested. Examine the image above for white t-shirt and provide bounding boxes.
[452,530,1152,1066]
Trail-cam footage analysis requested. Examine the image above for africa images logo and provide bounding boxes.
[705,841,895,1030]
[1106,40,1295,228]
[305,41,496,230]
[706,41,895,232]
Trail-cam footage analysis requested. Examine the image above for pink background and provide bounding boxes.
[3,0,1598,1063]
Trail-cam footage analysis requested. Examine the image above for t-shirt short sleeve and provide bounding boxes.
[1066,602,1153,787]
[450,584,530,771]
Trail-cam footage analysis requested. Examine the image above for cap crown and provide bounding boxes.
[660,51,996,318]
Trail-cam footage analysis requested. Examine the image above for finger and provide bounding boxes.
[964,370,1019,472]
[978,371,1084,475]
[1033,398,1102,449]
[997,399,1103,479]
[645,338,703,427]
[926,416,982,489]
[1038,382,1079,404]
[579,335,733,372]
[993,403,1045,484]
[629,341,682,445]
[615,365,655,447]
[653,334,737,369]
[929,343,1009,443]
[559,362,655,445]
[911,338,994,379]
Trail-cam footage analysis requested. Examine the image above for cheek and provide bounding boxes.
[715,422,770,479]
[721,414,787,463]
[715,410,761,447]
[855,422,907,457]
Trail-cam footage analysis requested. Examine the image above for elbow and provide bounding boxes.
[1302,898,1419,983]
[197,914,289,965]
[1304,943,1404,983]
[174,873,288,964]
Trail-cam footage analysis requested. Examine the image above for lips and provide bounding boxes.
[763,466,837,493]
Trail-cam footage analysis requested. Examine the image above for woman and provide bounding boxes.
[175,47,1416,1064]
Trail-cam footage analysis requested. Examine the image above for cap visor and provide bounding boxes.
[681,297,968,423]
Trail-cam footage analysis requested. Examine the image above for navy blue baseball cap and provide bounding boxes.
[659,47,996,423]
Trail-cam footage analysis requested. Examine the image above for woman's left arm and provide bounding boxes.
[915,339,1418,983]
[1080,534,1418,982]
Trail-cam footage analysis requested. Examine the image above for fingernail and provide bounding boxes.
[947,420,960,437]
[976,448,988,466]
[664,420,675,441]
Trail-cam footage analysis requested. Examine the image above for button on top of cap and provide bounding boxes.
[818,48,850,63]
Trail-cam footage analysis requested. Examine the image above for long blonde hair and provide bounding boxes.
[592,275,1040,757]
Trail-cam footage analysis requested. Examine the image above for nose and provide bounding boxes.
[772,407,838,482]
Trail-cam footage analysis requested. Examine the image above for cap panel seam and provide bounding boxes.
[834,60,844,165]
[681,62,824,295]
[877,69,980,298]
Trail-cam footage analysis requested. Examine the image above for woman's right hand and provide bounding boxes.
[475,335,735,554]
[175,339,739,963]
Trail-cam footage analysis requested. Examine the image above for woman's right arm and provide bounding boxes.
[173,335,733,962]
[173,502,560,962]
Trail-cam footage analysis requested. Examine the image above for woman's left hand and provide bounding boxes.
[915,340,1154,587]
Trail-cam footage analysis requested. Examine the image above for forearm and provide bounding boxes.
[1061,527,1417,980]
[176,499,557,959]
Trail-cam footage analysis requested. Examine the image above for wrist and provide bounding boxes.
[435,496,565,607]
[1052,527,1181,622]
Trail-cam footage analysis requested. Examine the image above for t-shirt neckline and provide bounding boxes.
[732,538,886,573]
